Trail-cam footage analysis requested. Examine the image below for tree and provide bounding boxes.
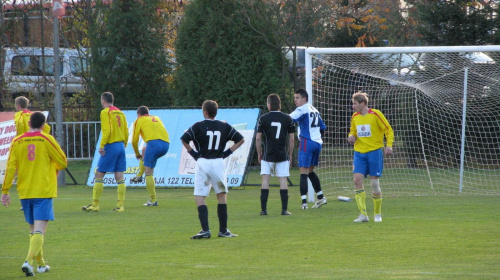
[174,0,283,107]
[409,0,497,46]
[88,0,172,108]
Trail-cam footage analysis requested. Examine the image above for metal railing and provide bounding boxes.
[49,121,100,160]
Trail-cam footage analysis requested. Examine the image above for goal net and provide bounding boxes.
[305,46,500,196]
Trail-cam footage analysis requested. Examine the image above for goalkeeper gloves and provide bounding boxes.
[188,150,200,161]
[221,149,233,159]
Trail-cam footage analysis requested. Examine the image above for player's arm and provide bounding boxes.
[289,107,305,123]
[132,119,141,157]
[256,132,263,163]
[47,135,68,170]
[180,128,199,160]
[348,114,357,144]
[288,132,294,161]
[377,112,394,155]
[287,118,296,161]
[100,110,110,149]
[1,142,18,206]
[222,127,245,158]
[319,116,326,138]
[122,113,129,148]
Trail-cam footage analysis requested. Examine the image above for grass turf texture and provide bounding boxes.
[1,187,499,279]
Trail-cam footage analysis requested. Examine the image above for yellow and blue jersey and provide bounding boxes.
[100,106,128,149]
[15,110,51,136]
[349,108,394,154]
[1,131,67,199]
[132,115,170,157]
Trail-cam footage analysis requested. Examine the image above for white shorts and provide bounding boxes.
[194,158,228,196]
[260,160,290,177]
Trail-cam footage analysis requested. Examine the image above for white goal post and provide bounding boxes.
[305,46,500,196]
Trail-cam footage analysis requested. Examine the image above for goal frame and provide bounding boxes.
[305,45,500,194]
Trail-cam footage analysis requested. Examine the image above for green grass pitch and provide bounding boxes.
[0,165,499,279]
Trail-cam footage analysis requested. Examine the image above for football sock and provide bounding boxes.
[217,203,228,234]
[308,172,324,199]
[280,189,288,211]
[26,231,43,262]
[316,191,324,200]
[145,174,157,202]
[373,195,382,215]
[355,189,368,216]
[197,205,209,231]
[260,189,269,211]
[30,233,45,267]
[137,159,145,177]
[300,174,308,203]
[117,179,126,207]
[92,179,104,206]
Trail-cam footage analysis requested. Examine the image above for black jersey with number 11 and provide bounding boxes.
[181,119,244,159]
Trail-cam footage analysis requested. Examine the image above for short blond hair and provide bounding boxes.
[352,91,369,105]
[15,96,29,109]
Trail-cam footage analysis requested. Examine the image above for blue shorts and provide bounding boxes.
[353,148,384,177]
[144,140,169,168]
[298,138,322,168]
[97,142,126,173]
[21,198,54,224]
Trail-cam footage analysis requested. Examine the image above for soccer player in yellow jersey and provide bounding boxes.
[348,91,393,223]
[14,97,51,211]
[82,92,129,212]
[14,96,51,136]
[131,106,170,206]
[1,112,67,276]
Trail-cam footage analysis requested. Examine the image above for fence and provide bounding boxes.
[49,121,100,160]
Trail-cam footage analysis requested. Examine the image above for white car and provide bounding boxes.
[2,47,88,97]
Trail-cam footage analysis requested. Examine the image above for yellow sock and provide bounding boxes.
[355,189,367,216]
[137,159,145,177]
[92,179,104,206]
[26,232,43,262]
[29,233,45,266]
[117,179,126,207]
[145,174,156,202]
[373,195,382,215]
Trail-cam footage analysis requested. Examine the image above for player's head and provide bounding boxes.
[267,93,281,111]
[294,89,308,107]
[295,89,308,101]
[137,106,149,116]
[29,111,46,130]
[15,96,29,110]
[101,92,114,106]
[202,100,218,119]
[352,91,369,105]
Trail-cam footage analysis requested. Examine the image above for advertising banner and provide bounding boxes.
[86,108,259,187]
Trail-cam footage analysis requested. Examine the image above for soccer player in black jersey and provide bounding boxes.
[256,94,295,215]
[181,100,245,239]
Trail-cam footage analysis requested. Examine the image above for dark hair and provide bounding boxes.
[137,105,149,116]
[30,111,46,129]
[202,100,218,118]
[15,96,29,109]
[101,92,114,104]
[295,88,308,101]
[267,94,281,111]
